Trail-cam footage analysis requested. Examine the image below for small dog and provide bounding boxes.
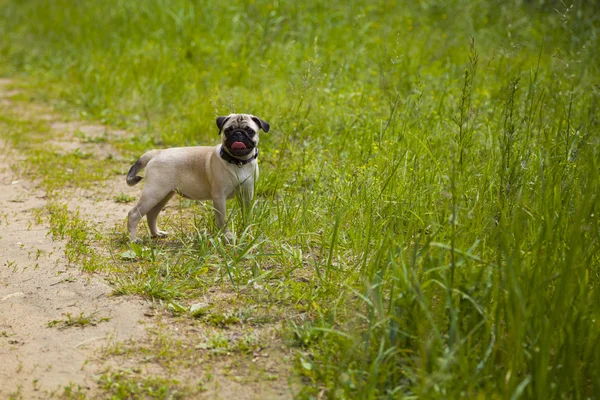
[125,113,270,243]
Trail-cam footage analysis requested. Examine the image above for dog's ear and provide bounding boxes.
[216,116,230,134]
[251,116,270,133]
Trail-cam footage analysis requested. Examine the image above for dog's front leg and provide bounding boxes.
[213,195,234,242]
[237,182,254,216]
[212,195,227,230]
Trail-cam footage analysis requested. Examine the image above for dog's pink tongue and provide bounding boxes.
[231,142,247,150]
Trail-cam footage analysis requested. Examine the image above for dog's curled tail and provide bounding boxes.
[126,150,158,186]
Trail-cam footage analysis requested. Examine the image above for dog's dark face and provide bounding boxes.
[216,114,270,157]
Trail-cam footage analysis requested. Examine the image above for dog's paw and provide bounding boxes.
[131,237,143,244]
[151,230,169,238]
[223,230,234,244]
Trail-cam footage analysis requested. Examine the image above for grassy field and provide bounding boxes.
[1,0,600,398]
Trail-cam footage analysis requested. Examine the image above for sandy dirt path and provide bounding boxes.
[0,87,150,398]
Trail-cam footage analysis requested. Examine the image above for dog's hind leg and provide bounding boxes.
[128,188,172,243]
[146,191,175,238]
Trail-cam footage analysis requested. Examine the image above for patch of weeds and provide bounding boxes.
[287,320,325,349]
[234,305,281,326]
[98,369,189,399]
[57,383,87,399]
[118,273,181,301]
[7,385,22,400]
[5,260,18,272]
[102,324,200,370]
[205,313,240,328]
[46,202,92,263]
[27,145,108,192]
[31,207,45,225]
[119,250,138,261]
[44,201,112,273]
[114,191,135,203]
[189,302,210,318]
[234,333,262,354]
[74,129,107,143]
[119,241,157,262]
[196,333,230,354]
[51,276,77,286]
[71,148,92,159]
[0,110,52,149]
[47,312,110,330]
[190,304,276,328]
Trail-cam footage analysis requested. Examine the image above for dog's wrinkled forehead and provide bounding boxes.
[223,114,258,131]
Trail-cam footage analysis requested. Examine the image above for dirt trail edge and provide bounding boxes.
[0,89,150,398]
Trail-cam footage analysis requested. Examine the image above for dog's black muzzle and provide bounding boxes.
[225,129,255,156]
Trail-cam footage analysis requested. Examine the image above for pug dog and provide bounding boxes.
[125,113,270,243]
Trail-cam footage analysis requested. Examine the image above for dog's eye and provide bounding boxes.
[246,129,256,137]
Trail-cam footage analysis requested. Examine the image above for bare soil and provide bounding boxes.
[0,141,151,398]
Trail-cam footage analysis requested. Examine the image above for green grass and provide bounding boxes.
[1,0,600,398]
[47,312,111,330]
[98,369,189,399]
[114,192,135,203]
